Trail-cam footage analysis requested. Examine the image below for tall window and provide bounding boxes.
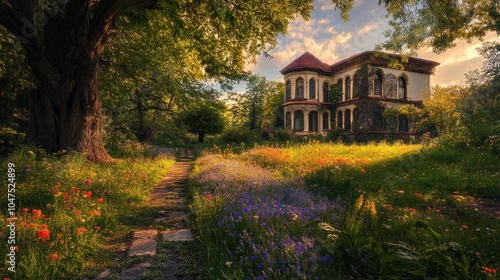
[309,79,316,99]
[309,111,318,132]
[374,73,382,96]
[322,112,329,129]
[398,77,407,99]
[323,82,329,102]
[337,111,343,128]
[285,81,291,101]
[344,109,351,131]
[345,77,351,100]
[353,108,360,130]
[294,111,304,131]
[353,75,359,98]
[337,79,343,102]
[399,115,409,132]
[373,112,386,130]
[285,112,291,129]
[296,78,304,98]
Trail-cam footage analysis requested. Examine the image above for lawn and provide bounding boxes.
[191,142,499,279]
[0,145,176,279]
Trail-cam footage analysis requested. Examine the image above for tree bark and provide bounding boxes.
[25,48,112,162]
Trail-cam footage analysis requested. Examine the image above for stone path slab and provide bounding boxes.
[129,229,158,256]
[162,229,195,242]
[118,261,151,280]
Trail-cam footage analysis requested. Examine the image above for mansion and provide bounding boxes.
[281,51,439,136]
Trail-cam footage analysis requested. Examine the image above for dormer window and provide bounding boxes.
[296,78,304,98]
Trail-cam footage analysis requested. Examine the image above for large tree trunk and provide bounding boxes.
[25,54,111,162]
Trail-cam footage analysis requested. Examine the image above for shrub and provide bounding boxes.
[219,127,255,144]
[274,128,295,142]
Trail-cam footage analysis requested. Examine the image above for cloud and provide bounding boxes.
[359,24,377,34]
[318,19,330,25]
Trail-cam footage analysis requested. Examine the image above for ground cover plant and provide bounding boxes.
[0,146,175,279]
[191,142,499,279]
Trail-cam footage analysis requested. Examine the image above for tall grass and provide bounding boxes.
[191,142,499,279]
[0,146,175,279]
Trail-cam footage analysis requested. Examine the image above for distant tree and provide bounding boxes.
[461,42,500,150]
[226,74,284,130]
[422,85,466,136]
[182,102,225,143]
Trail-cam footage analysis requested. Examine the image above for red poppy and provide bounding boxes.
[97,197,104,203]
[48,253,58,260]
[83,191,92,198]
[36,229,50,243]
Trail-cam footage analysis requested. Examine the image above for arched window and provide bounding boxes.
[285,112,291,129]
[285,81,291,101]
[399,115,409,132]
[398,77,407,99]
[344,109,351,131]
[353,108,360,130]
[345,77,351,100]
[373,112,386,131]
[374,73,382,96]
[309,111,318,132]
[337,111,343,128]
[294,111,304,131]
[322,112,329,129]
[353,75,359,98]
[337,79,343,102]
[296,78,304,98]
[323,82,329,102]
[309,79,316,99]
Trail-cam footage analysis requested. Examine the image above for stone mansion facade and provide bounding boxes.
[281,51,439,136]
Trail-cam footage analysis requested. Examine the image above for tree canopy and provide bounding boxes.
[332,0,499,53]
[0,0,315,161]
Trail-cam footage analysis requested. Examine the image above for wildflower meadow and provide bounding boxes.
[0,146,175,279]
[191,142,499,279]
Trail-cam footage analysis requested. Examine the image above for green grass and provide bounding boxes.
[0,146,176,279]
[191,142,500,279]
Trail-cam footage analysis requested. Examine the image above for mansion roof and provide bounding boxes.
[280,51,440,75]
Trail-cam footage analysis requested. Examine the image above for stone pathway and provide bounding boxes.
[95,148,196,280]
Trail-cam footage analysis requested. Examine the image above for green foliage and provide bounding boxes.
[219,127,255,144]
[226,74,285,130]
[333,0,499,54]
[0,146,175,279]
[182,101,226,143]
[459,42,500,153]
[329,84,342,103]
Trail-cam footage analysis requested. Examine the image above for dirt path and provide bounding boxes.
[95,148,203,280]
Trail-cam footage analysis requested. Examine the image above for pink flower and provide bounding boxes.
[85,179,92,185]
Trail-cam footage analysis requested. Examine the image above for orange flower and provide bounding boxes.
[453,191,460,195]
[36,229,50,243]
[22,208,29,214]
[55,181,61,185]
[19,221,28,227]
[57,233,63,238]
[483,266,497,274]
[204,194,213,201]
[48,253,58,260]
[77,227,87,235]
[89,210,101,216]
[462,225,468,229]
[32,209,42,218]
[83,191,92,198]
[97,197,104,203]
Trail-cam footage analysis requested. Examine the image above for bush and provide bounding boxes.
[259,127,275,141]
[274,128,295,142]
[219,127,255,144]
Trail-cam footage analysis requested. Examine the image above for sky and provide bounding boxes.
[242,0,498,88]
